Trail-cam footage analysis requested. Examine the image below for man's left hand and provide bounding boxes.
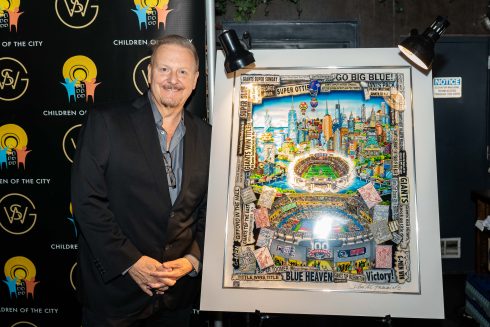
[149,257,193,282]
[147,258,193,294]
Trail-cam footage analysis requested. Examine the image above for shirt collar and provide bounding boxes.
[148,91,184,127]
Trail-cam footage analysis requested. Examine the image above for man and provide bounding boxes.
[71,34,211,326]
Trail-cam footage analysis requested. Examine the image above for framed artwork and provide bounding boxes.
[202,48,444,318]
[224,66,416,293]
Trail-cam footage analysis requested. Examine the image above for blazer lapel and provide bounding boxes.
[128,95,172,207]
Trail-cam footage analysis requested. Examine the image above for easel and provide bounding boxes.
[381,314,392,326]
[246,311,393,327]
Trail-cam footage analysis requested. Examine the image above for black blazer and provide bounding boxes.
[71,94,211,317]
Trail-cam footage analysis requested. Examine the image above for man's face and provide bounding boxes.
[147,44,199,111]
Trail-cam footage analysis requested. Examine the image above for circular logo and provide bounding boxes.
[0,57,29,101]
[62,55,97,85]
[0,123,28,151]
[133,56,150,95]
[11,322,38,327]
[4,256,36,283]
[62,124,82,163]
[69,262,77,290]
[0,193,37,235]
[54,0,99,29]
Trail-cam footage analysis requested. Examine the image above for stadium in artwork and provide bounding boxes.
[288,151,356,193]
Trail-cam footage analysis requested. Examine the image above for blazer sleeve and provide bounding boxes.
[186,191,207,265]
[71,108,142,282]
[184,121,211,265]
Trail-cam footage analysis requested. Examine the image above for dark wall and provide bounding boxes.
[217,0,490,274]
[217,0,490,47]
[432,37,490,273]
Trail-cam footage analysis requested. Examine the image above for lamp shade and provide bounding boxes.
[398,16,450,70]
[218,29,255,73]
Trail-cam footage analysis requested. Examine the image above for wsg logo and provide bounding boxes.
[61,55,100,103]
[10,322,38,327]
[0,57,29,101]
[54,0,99,29]
[69,262,77,290]
[132,55,150,95]
[62,124,82,163]
[131,0,172,31]
[0,193,37,235]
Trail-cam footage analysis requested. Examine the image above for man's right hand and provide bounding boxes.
[128,256,168,296]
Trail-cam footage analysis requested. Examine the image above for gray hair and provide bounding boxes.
[150,34,199,71]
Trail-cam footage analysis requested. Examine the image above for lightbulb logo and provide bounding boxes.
[0,57,29,101]
[0,124,31,171]
[61,55,101,103]
[133,56,150,95]
[54,0,99,29]
[67,202,77,237]
[0,0,23,32]
[62,124,82,163]
[131,0,173,31]
[0,193,37,235]
[3,256,39,300]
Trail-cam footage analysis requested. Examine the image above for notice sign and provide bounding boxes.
[433,77,462,98]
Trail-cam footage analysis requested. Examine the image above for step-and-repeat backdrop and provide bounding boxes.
[0,1,206,325]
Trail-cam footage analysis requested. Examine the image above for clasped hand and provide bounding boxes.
[128,255,193,296]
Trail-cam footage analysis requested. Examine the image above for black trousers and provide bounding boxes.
[82,296,192,327]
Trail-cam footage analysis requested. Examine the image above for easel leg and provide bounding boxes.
[381,314,392,326]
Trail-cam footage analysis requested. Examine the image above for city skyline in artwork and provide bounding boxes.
[253,90,387,129]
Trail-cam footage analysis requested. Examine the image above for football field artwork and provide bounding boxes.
[224,67,419,293]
